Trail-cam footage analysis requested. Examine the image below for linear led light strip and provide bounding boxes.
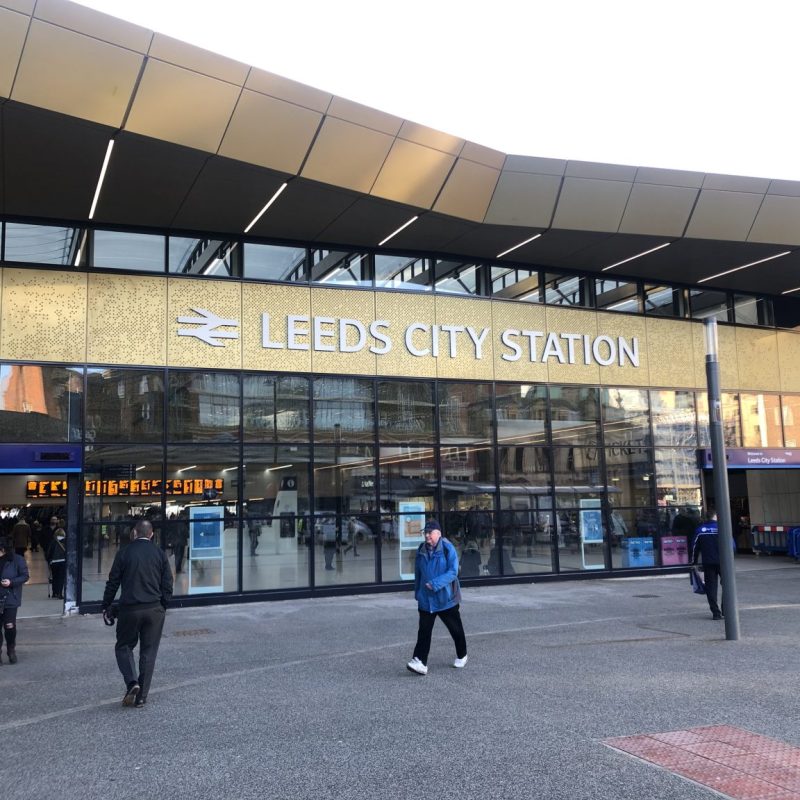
[379,216,419,246]
[698,250,792,284]
[88,139,115,220]
[497,233,542,259]
[244,183,289,233]
[601,242,671,272]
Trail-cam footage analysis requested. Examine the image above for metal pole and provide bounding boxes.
[704,319,740,640]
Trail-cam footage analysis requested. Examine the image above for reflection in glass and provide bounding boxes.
[495,383,547,445]
[551,447,603,507]
[438,382,493,442]
[595,278,639,313]
[167,372,240,442]
[434,260,481,295]
[544,274,587,306]
[644,285,680,317]
[93,230,165,272]
[0,365,83,442]
[733,294,760,326]
[310,250,370,287]
[168,237,237,276]
[377,381,434,443]
[609,508,662,569]
[375,254,431,291]
[555,506,606,571]
[242,445,311,591]
[690,289,728,322]
[602,388,651,446]
[491,266,540,302]
[243,374,309,442]
[650,390,697,447]
[86,368,164,443]
[782,395,800,447]
[604,447,654,508]
[313,377,374,442]
[549,386,600,446]
[654,448,702,509]
[4,223,83,265]
[244,243,307,282]
[740,393,782,447]
[696,392,741,448]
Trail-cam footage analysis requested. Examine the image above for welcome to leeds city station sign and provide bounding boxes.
[178,308,641,368]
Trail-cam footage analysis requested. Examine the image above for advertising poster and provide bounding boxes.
[579,499,603,543]
[398,501,426,580]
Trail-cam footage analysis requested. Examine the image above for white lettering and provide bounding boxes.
[467,327,489,359]
[369,321,392,355]
[522,330,543,361]
[441,325,464,358]
[405,323,429,357]
[313,316,336,352]
[287,315,309,351]
[261,313,284,349]
[561,333,581,365]
[432,324,440,358]
[339,319,366,353]
[501,329,521,361]
[542,332,566,363]
[592,335,616,366]
[583,334,591,365]
[619,336,639,367]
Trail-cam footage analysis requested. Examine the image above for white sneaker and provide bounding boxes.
[453,655,468,669]
[406,657,428,675]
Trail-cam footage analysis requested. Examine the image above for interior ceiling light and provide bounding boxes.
[88,139,115,220]
[602,242,671,272]
[497,233,542,259]
[177,465,197,473]
[782,285,800,295]
[244,182,289,233]
[698,250,792,284]
[379,216,419,246]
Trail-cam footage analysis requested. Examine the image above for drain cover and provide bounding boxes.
[633,594,660,598]
[171,628,213,637]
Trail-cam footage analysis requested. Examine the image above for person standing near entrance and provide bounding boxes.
[692,510,725,620]
[46,529,67,599]
[11,515,30,557]
[102,519,173,708]
[407,519,468,675]
[0,537,29,664]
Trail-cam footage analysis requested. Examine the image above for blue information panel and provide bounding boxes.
[188,506,224,594]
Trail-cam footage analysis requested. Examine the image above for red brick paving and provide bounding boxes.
[605,726,800,799]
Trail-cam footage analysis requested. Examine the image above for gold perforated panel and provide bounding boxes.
[167,278,241,369]
[374,292,436,379]
[595,312,648,387]
[1,268,86,362]
[491,300,548,383]
[645,317,696,389]
[735,327,780,391]
[242,283,312,373]
[543,306,600,385]
[692,323,739,391]
[433,296,494,380]
[87,274,166,365]
[309,288,376,376]
[777,331,800,393]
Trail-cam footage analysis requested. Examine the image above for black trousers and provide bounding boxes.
[50,562,66,597]
[413,605,467,665]
[115,604,166,699]
[704,564,722,616]
[2,606,17,650]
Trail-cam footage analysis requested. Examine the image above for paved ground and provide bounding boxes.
[4,555,799,800]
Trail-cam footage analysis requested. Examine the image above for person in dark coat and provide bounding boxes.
[691,510,727,620]
[46,529,68,599]
[11,516,30,557]
[0,536,30,664]
[102,519,173,708]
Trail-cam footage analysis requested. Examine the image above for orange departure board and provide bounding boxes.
[26,478,224,498]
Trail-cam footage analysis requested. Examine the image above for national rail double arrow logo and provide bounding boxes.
[176,308,239,347]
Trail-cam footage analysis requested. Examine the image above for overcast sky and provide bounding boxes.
[77,0,800,181]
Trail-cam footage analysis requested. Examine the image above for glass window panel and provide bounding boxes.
[93,229,165,272]
[549,386,600,446]
[310,250,370,287]
[689,289,729,321]
[314,445,377,586]
[602,388,651,446]
[242,444,310,591]
[551,446,604,507]
[733,294,760,326]
[440,441,495,509]
[243,374,309,442]
[782,395,800,447]
[434,259,481,296]
[167,371,241,442]
[375,254,431,291]
[495,383,548,445]
[491,266,540,302]
[81,445,164,602]
[696,392,741,448]
[0,364,83,442]
[644,285,680,317]
[650,390,697,447]
[313,377,374,443]
[605,447,655,508]
[166,445,240,596]
[168,237,237,276]
[377,380,434,443]
[595,278,640,313]
[740,393,783,447]
[3,222,83,265]
[609,508,662,569]
[438,382,493,443]
[654,448,702,509]
[544,274,588,307]
[86,368,164,443]
[555,507,606,571]
[244,243,307,282]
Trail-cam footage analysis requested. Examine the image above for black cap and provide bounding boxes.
[423,519,441,533]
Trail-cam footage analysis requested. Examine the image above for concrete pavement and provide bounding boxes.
[4,555,799,800]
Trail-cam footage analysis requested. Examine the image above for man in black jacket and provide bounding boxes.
[102,519,173,708]
[692,510,724,620]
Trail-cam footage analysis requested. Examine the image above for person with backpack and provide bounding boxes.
[406,519,468,675]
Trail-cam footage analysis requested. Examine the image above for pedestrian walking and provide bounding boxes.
[692,509,726,620]
[0,536,30,664]
[406,519,468,675]
[101,519,173,708]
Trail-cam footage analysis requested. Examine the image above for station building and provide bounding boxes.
[2,0,800,612]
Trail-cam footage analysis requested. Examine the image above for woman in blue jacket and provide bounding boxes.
[407,519,468,675]
[0,536,30,664]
